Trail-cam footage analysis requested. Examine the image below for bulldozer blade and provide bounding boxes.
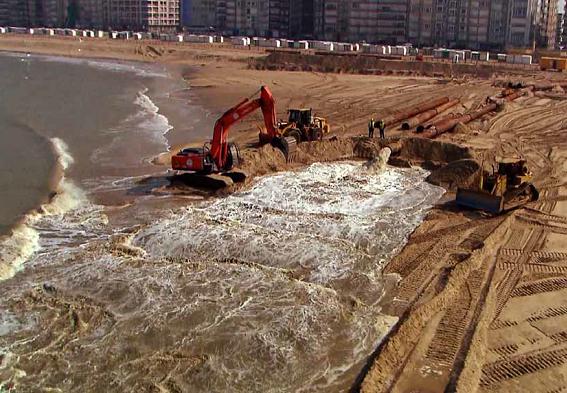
[456,188,504,214]
[272,136,298,163]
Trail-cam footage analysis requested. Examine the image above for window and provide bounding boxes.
[513,7,527,17]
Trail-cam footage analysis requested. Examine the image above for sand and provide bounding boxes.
[1,35,566,393]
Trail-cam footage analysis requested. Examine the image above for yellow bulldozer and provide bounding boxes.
[278,108,331,143]
[456,158,539,214]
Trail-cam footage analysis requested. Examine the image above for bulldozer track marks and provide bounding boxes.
[498,249,567,260]
[515,215,567,234]
[490,344,519,358]
[527,305,567,323]
[425,268,485,367]
[523,207,567,223]
[498,261,567,274]
[490,319,519,330]
[480,346,567,387]
[511,277,567,297]
[492,229,545,319]
[408,219,488,245]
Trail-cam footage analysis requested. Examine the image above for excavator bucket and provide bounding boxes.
[456,188,504,214]
[272,136,298,162]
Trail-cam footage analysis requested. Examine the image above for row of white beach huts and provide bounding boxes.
[0,26,534,64]
[431,48,533,64]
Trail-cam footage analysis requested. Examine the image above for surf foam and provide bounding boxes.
[0,138,99,281]
[90,88,173,170]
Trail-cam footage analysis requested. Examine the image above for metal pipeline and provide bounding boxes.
[417,114,455,133]
[420,104,497,138]
[381,97,450,127]
[402,99,460,130]
[530,82,567,91]
[419,87,533,139]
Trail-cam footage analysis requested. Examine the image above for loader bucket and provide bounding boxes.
[456,188,504,214]
[272,136,298,162]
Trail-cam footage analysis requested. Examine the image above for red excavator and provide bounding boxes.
[171,86,296,174]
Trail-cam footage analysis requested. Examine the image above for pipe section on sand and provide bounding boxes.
[420,87,532,138]
[402,99,460,131]
[381,97,450,127]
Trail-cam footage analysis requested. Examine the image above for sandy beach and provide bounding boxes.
[1,34,567,393]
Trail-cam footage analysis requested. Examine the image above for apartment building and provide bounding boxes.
[105,0,179,32]
[75,0,105,28]
[557,12,563,48]
[186,0,216,27]
[314,0,347,41]
[409,0,497,49]
[536,0,557,48]
[0,0,32,26]
[313,0,406,44]
[289,0,314,38]
[506,0,538,47]
[0,0,68,27]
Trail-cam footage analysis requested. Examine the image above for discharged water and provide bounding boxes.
[0,52,445,392]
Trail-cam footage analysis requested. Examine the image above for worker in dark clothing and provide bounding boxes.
[377,119,386,139]
[368,118,375,138]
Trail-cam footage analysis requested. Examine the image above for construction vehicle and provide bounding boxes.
[172,86,296,174]
[456,159,539,214]
[277,108,331,143]
[540,57,567,72]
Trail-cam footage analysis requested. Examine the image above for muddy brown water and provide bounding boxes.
[0,54,445,392]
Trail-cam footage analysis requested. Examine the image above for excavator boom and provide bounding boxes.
[172,85,295,174]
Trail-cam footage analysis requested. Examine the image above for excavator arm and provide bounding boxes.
[210,85,279,170]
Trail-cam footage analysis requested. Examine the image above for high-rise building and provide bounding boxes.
[536,0,557,48]
[289,0,314,38]
[268,0,290,37]
[313,0,348,41]
[506,0,539,47]
[76,0,105,28]
[186,0,215,27]
[0,0,68,27]
[314,0,407,44]
[105,0,179,32]
[557,12,564,48]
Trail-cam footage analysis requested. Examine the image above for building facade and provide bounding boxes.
[105,0,179,32]
[557,12,563,48]
[0,0,69,27]
[536,0,557,48]
[289,0,314,38]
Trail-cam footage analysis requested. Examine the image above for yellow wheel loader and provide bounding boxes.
[278,109,331,143]
[456,159,539,214]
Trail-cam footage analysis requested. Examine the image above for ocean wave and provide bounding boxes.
[0,224,40,281]
[0,138,102,281]
[90,88,173,168]
[136,88,173,144]
[0,51,168,78]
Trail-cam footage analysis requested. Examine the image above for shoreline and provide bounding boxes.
[0,49,180,280]
[0,137,62,280]
[2,35,566,393]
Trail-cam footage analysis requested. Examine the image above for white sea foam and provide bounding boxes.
[135,162,445,284]
[90,88,173,168]
[0,225,40,281]
[0,138,104,281]
[130,161,444,390]
[1,51,168,78]
[136,88,173,144]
